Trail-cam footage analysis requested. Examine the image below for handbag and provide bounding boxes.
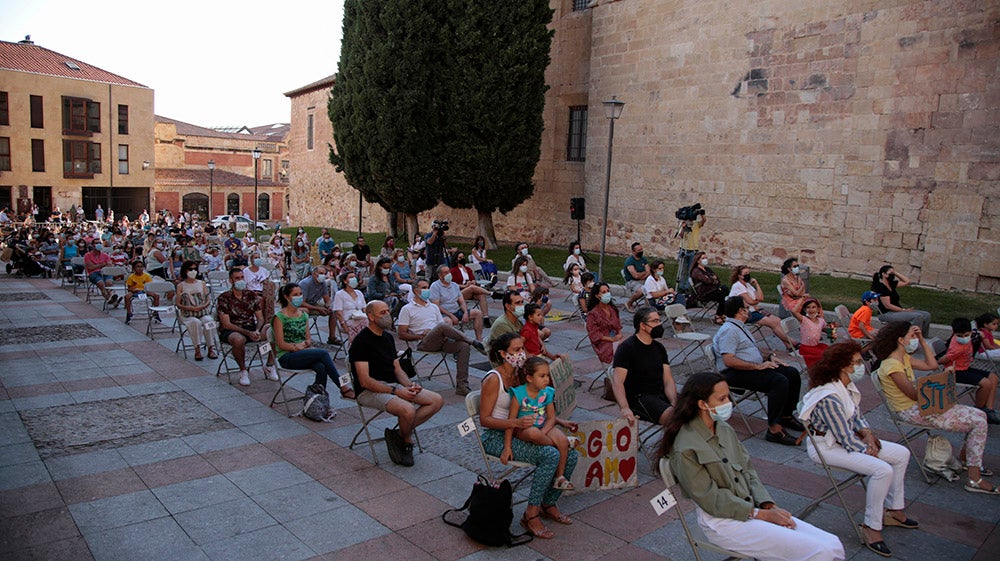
[300,383,335,422]
[442,476,532,547]
[398,348,418,380]
[923,435,962,481]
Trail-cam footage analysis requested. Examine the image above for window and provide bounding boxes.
[62,97,100,134]
[280,159,289,182]
[118,145,129,174]
[262,158,272,179]
[182,193,208,218]
[0,186,11,211]
[32,139,44,172]
[32,186,51,217]
[118,105,128,134]
[567,106,588,161]
[306,114,314,150]
[257,193,270,220]
[227,193,240,216]
[0,92,7,126]
[63,140,101,177]
[30,95,43,128]
[572,0,590,10]
[0,137,10,171]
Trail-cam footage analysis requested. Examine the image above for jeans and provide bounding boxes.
[277,348,339,387]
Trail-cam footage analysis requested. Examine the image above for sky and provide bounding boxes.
[0,0,346,127]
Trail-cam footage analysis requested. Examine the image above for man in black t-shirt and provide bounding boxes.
[611,307,678,425]
[349,300,443,466]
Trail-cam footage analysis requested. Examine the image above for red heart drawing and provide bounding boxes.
[619,457,636,482]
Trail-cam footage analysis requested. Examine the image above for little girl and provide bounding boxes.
[563,263,584,294]
[792,298,827,367]
[520,304,564,362]
[505,357,579,490]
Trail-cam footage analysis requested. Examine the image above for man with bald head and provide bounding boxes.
[349,300,444,466]
[429,264,484,341]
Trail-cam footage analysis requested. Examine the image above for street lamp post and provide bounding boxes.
[251,148,262,224]
[597,96,625,284]
[207,160,215,220]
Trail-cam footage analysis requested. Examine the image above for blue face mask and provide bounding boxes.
[291,296,304,307]
[956,336,972,345]
[420,289,432,301]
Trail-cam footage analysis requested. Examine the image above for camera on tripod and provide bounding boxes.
[432,219,449,232]
[675,203,705,222]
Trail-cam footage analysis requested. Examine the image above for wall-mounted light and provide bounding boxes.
[142,161,151,170]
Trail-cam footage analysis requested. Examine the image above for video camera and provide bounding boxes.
[432,219,449,232]
[675,203,705,222]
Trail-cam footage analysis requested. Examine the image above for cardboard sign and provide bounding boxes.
[567,418,639,492]
[917,370,956,417]
[550,357,576,418]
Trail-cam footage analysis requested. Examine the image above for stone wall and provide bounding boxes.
[584,0,999,292]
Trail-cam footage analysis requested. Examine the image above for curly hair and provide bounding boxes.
[808,341,862,388]
[729,265,749,285]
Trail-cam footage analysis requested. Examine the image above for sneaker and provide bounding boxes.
[455,384,471,397]
[152,311,160,322]
[471,340,487,355]
[238,370,251,386]
[384,428,404,465]
[125,313,133,324]
[400,443,415,467]
[113,295,122,309]
[265,365,280,381]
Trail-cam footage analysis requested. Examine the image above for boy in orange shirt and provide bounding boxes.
[848,291,880,340]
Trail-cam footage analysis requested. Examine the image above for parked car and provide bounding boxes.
[210,215,269,231]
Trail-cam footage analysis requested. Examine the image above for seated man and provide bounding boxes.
[487,290,525,345]
[298,266,342,345]
[84,242,117,306]
[623,242,650,312]
[449,251,491,321]
[216,267,278,386]
[611,307,678,425]
[429,265,484,341]
[223,231,243,259]
[350,300,444,466]
[317,229,336,263]
[510,243,556,288]
[124,260,160,324]
[712,297,803,446]
[397,279,486,396]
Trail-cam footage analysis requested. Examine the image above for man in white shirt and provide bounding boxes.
[398,279,486,396]
[429,265,484,341]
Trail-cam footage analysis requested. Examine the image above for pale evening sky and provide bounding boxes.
[1,0,346,128]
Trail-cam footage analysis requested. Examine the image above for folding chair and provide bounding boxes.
[658,457,750,561]
[664,303,712,376]
[407,341,454,387]
[464,390,537,488]
[70,256,87,293]
[144,281,178,338]
[703,345,767,436]
[796,420,866,544]
[346,360,424,465]
[267,332,318,417]
[100,266,128,311]
[215,337,271,385]
[778,316,807,369]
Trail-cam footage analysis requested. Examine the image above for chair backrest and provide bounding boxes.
[780,316,800,339]
[71,256,85,266]
[663,303,691,336]
[465,390,482,418]
[701,344,719,374]
[100,265,127,278]
[340,242,354,252]
[145,280,175,297]
[658,456,677,486]
[834,305,852,326]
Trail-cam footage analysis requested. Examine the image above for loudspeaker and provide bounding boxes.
[570,197,585,220]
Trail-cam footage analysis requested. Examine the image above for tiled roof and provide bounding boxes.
[155,116,276,142]
[283,74,336,97]
[0,39,148,88]
[155,168,282,188]
[248,123,290,139]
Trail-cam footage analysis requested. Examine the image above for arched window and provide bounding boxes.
[257,193,270,220]
[182,193,208,220]
[226,193,240,216]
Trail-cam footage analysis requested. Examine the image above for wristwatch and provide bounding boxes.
[748,508,759,520]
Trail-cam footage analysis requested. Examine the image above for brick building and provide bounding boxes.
[0,37,154,220]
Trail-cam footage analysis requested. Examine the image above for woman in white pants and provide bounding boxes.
[175,260,219,361]
[799,340,917,557]
[662,372,844,561]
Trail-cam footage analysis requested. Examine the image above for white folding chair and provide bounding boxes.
[407,341,454,387]
[658,457,750,561]
[267,331,319,417]
[796,420,866,545]
[464,390,536,488]
[778,316,807,369]
[144,281,178,338]
[664,303,712,376]
[70,256,88,293]
[100,266,128,311]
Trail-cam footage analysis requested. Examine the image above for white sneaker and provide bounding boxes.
[238,370,251,386]
[265,365,279,381]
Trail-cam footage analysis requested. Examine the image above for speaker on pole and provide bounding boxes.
[570,197,585,220]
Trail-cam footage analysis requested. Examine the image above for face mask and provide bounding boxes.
[573,248,581,255]
[700,258,709,266]
[504,350,527,369]
[519,265,528,273]
[792,266,801,275]
[323,235,330,239]
[444,273,453,283]
[513,305,525,318]
[904,338,919,354]
[635,251,644,259]
[381,268,391,275]
[254,258,264,266]
[186,270,197,279]
[458,258,467,265]
[348,277,358,288]
[297,242,304,247]
[649,324,665,339]
[600,292,612,304]
[520,248,529,256]
[376,314,393,330]
[742,274,751,282]
[298,229,304,234]
[420,289,432,301]
[656,269,664,277]
[708,402,733,422]
[397,255,405,262]
[95,244,103,251]
[233,280,247,291]
[956,336,972,345]
[290,295,304,307]
[348,260,357,267]
[229,234,235,238]
[849,364,867,384]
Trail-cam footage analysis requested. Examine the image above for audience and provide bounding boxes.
[728,265,796,352]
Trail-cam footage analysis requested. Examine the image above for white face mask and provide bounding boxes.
[708,402,733,422]
[186,270,197,279]
[397,255,405,262]
[573,248,580,255]
[600,292,612,304]
[955,336,972,345]
[792,265,801,275]
[848,364,866,384]
[904,338,920,354]
[443,273,453,283]
[700,258,709,266]
[520,248,529,256]
[519,265,528,273]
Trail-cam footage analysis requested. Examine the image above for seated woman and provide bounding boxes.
[643,260,676,310]
[779,257,810,314]
[586,282,623,365]
[873,321,998,495]
[660,371,845,561]
[267,235,286,278]
[175,260,219,361]
[291,239,311,282]
[365,257,401,316]
[507,256,535,299]
[690,251,727,325]
[273,283,353,401]
[332,270,368,343]
[728,265,796,352]
[390,248,414,300]
[800,341,915,557]
[870,265,931,334]
[790,298,827,368]
[480,333,578,539]
[563,241,587,272]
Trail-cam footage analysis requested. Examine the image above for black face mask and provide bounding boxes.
[649,324,665,339]
[635,251,644,259]
[458,258,467,265]
[887,273,897,283]
[742,274,751,282]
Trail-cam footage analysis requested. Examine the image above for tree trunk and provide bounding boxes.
[387,210,399,239]
[404,213,420,244]
[476,210,499,249]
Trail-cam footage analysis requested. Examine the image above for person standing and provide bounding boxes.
[675,211,706,291]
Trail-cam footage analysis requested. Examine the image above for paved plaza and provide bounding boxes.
[0,275,997,561]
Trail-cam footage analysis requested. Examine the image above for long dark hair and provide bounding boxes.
[488,332,522,365]
[586,282,612,311]
[872,264,893,285]
[871,321,911,362]
[808,341,861,388]
[277,282,299,307]
[658,372,725,457]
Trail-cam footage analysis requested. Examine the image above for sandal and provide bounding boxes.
[520,513,554,539]
[967,465,993,477]
[567,436,581,449]
[541,504,572,525]
[207,347,218,360]
[964,478,1000,495]
[552,475,574,491]
[194,349,204,361]
[883,511,919,529]
[861,526,892,558]
[340,386,356,400]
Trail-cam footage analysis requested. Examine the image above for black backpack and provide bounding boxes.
[442,477,532,547]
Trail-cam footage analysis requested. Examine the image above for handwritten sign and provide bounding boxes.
[456,417,476,437]
[550,357,576,418]
[567,418,638,492]
[918,370,956,417]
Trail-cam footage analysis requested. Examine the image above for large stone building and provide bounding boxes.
[286,0,999,292]
[0,37,154,219]
[153,116,287,222]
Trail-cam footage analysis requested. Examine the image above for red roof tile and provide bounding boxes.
[0,40,148,88]
[155,115,280,142]
[284,74,336,97]
[154,168,282,188]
